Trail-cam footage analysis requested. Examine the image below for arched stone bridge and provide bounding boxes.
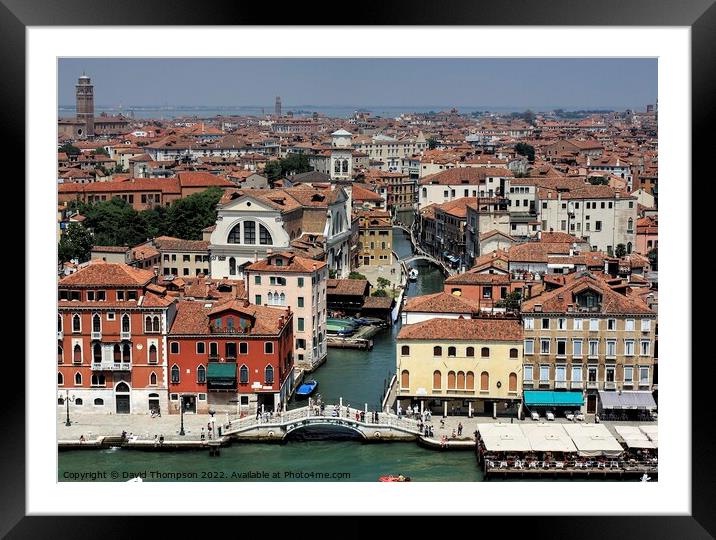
[223,405,422,441]
[393,224,456,276]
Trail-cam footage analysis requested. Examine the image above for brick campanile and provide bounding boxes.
[76,74,95,138]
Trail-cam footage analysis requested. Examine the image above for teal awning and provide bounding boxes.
[207,362,236,381]
[524,391,583,407]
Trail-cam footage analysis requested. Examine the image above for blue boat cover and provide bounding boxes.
[523,391,583,407]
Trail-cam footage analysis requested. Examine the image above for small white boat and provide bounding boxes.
[408,268,418,281]
[640,474,651,482]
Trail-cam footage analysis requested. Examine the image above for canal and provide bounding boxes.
[58,228,484,481]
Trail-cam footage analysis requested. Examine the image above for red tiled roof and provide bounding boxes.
[246,253,326,273]
[397,317,523,341]
[58,261,155,287]
[403,291,481,313]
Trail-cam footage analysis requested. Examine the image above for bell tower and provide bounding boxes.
[76,74,95,138]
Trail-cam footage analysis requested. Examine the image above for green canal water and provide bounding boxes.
[58,229,484,482]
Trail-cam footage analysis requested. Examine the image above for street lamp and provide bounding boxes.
[179,395,185,436]
[60,389,75,427]
[208,408,216,438]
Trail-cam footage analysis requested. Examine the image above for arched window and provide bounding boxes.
[150,372,157,386]
[447,371,456,389]
[75,372,82,385]
[73,344,82,364]
[627,242,632,254]
[268,292,273,305]
[58,346,63,364]
[239,364,249,384]
[627,218,633,232]
[75,398,83,406]
[480,371,490,391]
[433,346,443,357]
[58,372,64,385]
[259,224,273,245]
[113,344,121,362]
[123,343,131,362]
[433,370,442,390]
[342,159,348,173]
[94,398,104,406]
[91,374,106,386]
[58,397,64,405]
[509,372,518,392]
[457,371,466,389]
[229,257,236,275]
[93,343,101,363]
[448,346,457,357]
[72,314,81,332]
[244,221,256,244]
[227,222,241,244]
[400,369,410,389]
[401,345,410,356]
[153,316,160,332]
[170,365,180,384]
[481,347,490,358]
[466,346,475,357]
[121,314,130,333]
[279,292,285,306]
[92,314,101,333]
[334,160,341,174]
[510,348,519,358]
[116,382,130,393]
[466,371,475,390]
[145,316,152,332]
[148,344,157,364]
[197,365,206,384]
[264,365,274,385]
[58,314,62,332]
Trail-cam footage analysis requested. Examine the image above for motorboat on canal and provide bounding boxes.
[408,267,418,281]
[379,474,411,482]
[295,380,319,398]
[327,317,358,336]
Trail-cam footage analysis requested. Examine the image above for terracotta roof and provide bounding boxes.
[420,167,513,186]
[521,273,654,315]
[58,260,155,287]
[445,272,510,286]
[397,317,523,342]
[176,171,234,188]
[92,245,129,253]
[246,252,326,273]
[327,279,369,296]
[403,291,481,314]
[153,236,210,252]
[540,232,585,244]
[351,184,384,202]
[170,299,289,335]
[361,296,394,309]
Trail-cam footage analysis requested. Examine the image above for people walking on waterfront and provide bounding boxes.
[200,428,205,441]
[440,418,445,428]
[458,422,463,436]
[397,405,402,419]
[159,434,164,445]
[451,429,456,439]
[79,434,85,443]
[256,409,261,421]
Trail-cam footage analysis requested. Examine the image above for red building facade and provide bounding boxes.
[57,261,175,415]
[167,299,294,415]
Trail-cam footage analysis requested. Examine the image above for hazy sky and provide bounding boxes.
[58,58,657,110]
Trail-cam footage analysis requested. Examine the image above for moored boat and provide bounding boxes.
[408,267,418,281]
[296,380,319,398]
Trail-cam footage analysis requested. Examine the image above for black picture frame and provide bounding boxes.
[7,0,711,536]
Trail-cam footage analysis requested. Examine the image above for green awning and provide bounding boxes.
[524,391,583,407]
[207,362,236,381]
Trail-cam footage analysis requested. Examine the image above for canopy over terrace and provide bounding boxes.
[476,423,531,453]
[562,423,624,457]
[614,425,657,449]
[598,391,657,410]
[639,425,658,445]
[523,391,583,408]
[520,422,578,453]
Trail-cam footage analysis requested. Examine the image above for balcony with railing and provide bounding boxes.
[554,380,567,389]
[571,381,584,390]
[91,330,102,340]
[604,381,616,390]
[92,360,131,371]
[120,331,131,341]
[587,380,599,389]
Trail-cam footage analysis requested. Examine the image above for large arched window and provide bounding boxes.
[433,370,442,390]
[264,365,274,385]
[121,314,130,333]
[627,218,633,232]
[113,344,121,363]
[400,369,410,389]
[92,314,101,333]
[72,314,81,332]
[116,382,130,393]
[509,372,518,392]
[342,160,348,173]
[93,343,101,363]
[466,371,475,390]
[627,242,632,254]
[170,364,180,384]
[197,365,206,384]
[457,371,466,389]
[268,292,274,305]
[447,371,456,390]
[149,344,158,364]
[58,346,63,364]
[149,372,157,386]
[123,343,131,362]
[74,372,82,386]
[58,314,63,332]
[433,346,443,357]
[91,374,106,386]
[244,221,256,244]
[153,316,160,332]
[145,316,152,332]
[466,346,475,357]
[401,345,410,356]
[229,257,236,275]
[279,293,286,306]
[73,344,82,364]
[227,222,241,244]
[58,372,64,386]
[480,371,490,391]
[239,364,249,384]
[259,224,273,245]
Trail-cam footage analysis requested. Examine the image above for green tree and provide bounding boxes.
[94,147,109,156]
[348,271,366,280]
[329,269,337,279]
[371,288,388,297]
[264,160,282,181]
[58,222,94,263]
[59,142,80,155]
[280,153,312,176]
[376,277,391,290]
[615,244,627,258]
[426,137,438,150]
[588,176,609,185]
[82,197,147,247]
[648,247,657,270]
[164,187,223,240]
[495,291,522,311]
[514,142,535,163]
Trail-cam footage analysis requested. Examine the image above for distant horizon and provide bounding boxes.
[58,58,657,112]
